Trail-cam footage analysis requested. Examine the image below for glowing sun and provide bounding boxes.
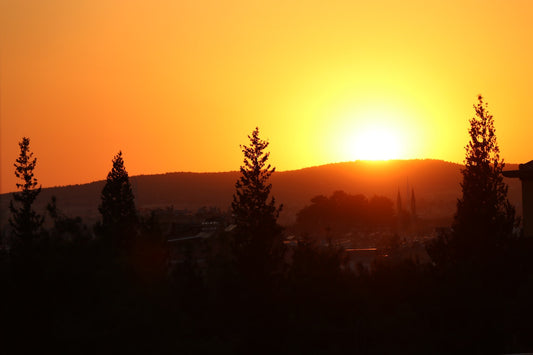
[348,125,405,161]
[328,100,414,162]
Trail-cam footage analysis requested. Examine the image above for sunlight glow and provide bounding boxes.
[327,102,411,162]
[3,0,532,192]
[349,125,404,161]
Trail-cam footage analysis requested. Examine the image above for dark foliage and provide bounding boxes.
[232,127,282,235]
[296,190,394,235]
[4,120,533,354]
[97,151,139,251]
[8,137,44,243]
[436,96,517,264]
[286,237,349,300]
[47,196,91,240]
[231,127,284,284]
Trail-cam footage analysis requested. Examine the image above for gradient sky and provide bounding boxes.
[1,0,532,193]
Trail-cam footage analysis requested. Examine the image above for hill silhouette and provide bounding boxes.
[0,159,522,227]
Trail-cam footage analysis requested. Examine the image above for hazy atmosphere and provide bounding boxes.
[2,1,533,353]
[2,0,533,193]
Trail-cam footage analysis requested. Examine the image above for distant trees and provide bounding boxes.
[46,196,90,240]
[9,137,44,242]
[296,191,394,235]
[98,151,138,250]
[231,127,283,281]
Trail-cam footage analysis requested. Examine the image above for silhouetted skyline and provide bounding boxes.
[2,1,533,193]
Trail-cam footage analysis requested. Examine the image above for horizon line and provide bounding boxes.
[1,158,522,195]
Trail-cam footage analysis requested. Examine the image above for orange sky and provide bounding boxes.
[1,0,533,193]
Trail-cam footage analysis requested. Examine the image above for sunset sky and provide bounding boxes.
[1,0,532,193]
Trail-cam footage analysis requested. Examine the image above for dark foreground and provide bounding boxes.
[2,234,533,355]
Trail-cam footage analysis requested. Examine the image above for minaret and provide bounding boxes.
[396,188,403,215]
[411,188,417,218]
[406,178,410,211]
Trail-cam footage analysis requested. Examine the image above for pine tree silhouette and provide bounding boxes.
[453,95,516,257]
[232,128,281,232]
[231,127,283,283]
[98,151,138,250]
[9,137,43,242]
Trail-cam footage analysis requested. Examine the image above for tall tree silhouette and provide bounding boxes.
[231,127,283,281]
[452,95,516,257]
[98,151,138,250]
[9,137,43,242]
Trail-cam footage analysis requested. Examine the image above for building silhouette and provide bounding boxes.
[503,160,533,237]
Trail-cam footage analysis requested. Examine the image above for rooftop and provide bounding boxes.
[503,160,533,179]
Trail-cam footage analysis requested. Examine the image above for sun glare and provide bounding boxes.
[328,102,410,162]
[349,126,403,161]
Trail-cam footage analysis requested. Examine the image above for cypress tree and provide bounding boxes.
[231,127,283,281]
[98,151,138,250]
[452,95,516,257]
[9,137,43,242]
[232,128,281,233]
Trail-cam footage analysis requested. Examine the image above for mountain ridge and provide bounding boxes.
[0,159,522,227]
